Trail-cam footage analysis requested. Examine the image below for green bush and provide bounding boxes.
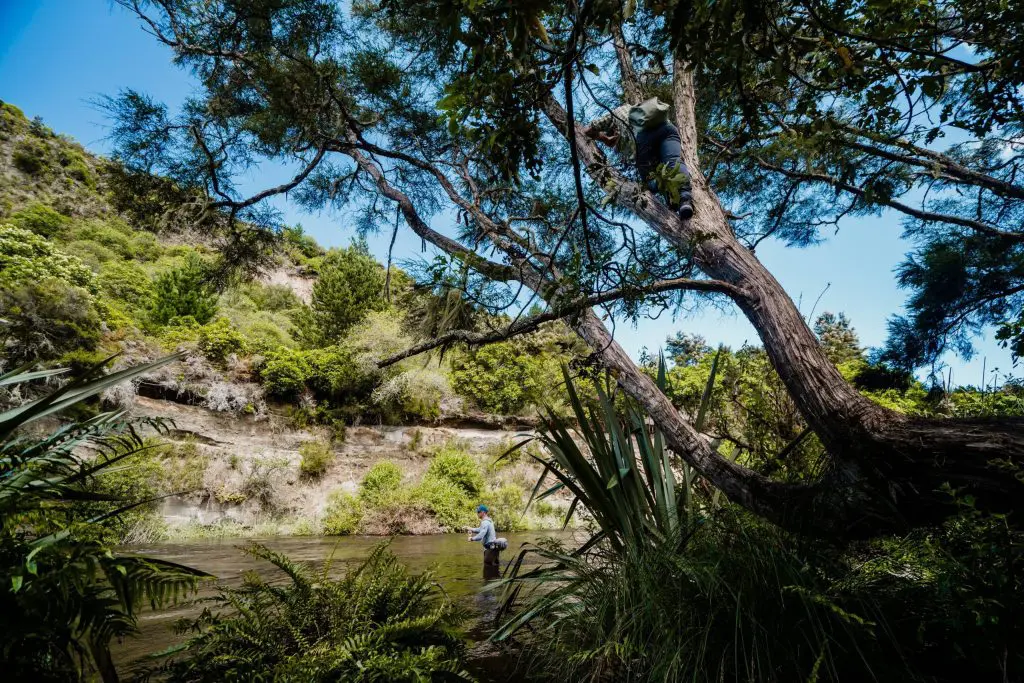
[69,219,136,258]
[409,476,474,532]
[488,483,527,532]
[151,543,468,682]
[150,253,219,325]
[0,224,95,290]
[0,360,208,682]
[57,148,95,188]
[450,341,559,414]
[9,203,69,237]
[0,278,103,362]
[261,347,313,399]
[360,461,404,505]
[322,491,363,535]
[426,447,484,495]
[197,317,248,363]
[298,440,334,480]
[12,137,51,175]
[97,260,155,313]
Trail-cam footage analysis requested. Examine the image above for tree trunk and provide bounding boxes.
[543,64,1024,536]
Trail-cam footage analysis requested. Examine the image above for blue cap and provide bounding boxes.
[476,504,489,513]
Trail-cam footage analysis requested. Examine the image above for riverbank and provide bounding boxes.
[117,396,573,542]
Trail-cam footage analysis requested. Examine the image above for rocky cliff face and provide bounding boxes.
[130,396,546,536]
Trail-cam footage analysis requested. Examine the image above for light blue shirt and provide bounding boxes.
[470,517,496,546]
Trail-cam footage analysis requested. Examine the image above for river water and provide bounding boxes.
[114,531,579,676]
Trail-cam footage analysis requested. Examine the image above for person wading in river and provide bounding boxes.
[584,96,694,220]
[467,505,501,580]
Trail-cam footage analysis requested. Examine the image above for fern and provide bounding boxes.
[146,542,473,682]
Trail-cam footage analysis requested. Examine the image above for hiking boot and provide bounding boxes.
[677,191,693,220]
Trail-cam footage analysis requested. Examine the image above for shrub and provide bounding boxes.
[488,483,528,532]
[0,360,208,682]
[150,253,219,325]
[0,224,96,290]
[298,440,334,479]
[322,491,363,535]
[151,543,468,682]
[9,203,69,237]
[97,260,155,312]
[12,137,51,175]
[197,317,248,363]
[261,347,313,399]
[360,461,403,505]
[240,456,290,511]
[240,281,302,311]
[409,476,474,532]
[450,341,558,414]
[57,148,95,188]
[426,447,484,495]
[69,219,136,258]
[0,278,103,362]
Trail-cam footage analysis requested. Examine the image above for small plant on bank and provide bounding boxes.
[322,491,363,535]
[360,461,403,505]
[426,447,484,496]
[298,439,334,479]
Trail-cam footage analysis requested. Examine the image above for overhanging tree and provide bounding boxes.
[108,0,1024,536]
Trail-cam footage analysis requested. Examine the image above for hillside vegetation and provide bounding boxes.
[0,98,579,540]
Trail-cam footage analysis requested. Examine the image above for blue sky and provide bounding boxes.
[0,0,1014,386]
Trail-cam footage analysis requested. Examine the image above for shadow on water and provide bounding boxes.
[114,531,578,680]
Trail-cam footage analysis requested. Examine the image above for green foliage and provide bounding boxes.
[12,136,51,175]
[152,543,470,682]
[9,203,69,237]
[322,491,363,535]
[487,484,527,532]
[409,476,475,533]
[0,224,96,290]
[0,358,208,683]
[260,347,314,400]
[426,447,484,496]
[450,340,561,415]
[0,278,103,362]
[299,243,386,346]
[360,461,404,505]
[197,317,248,363]
[150,253,219,326]
[298,439,334,479]
[97,260,156,315]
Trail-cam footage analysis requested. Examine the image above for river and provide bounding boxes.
[114,531,579,678]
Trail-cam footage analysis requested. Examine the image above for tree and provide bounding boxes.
[665,332,711,367]
[108,0,1024,537]
[298,243,385,346]
[150,253,218,326]
[814,313,861,366]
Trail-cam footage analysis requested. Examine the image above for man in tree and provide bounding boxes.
[108,0,1024,539]
[585,97,694,219]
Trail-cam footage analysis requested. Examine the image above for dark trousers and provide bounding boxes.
[483,547,501,580]
[635,122,691,207]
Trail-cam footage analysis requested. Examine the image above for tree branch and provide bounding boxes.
[377,276,742,367]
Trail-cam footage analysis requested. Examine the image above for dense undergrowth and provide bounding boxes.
[138,543,472,683]
[494,370,1024,683]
